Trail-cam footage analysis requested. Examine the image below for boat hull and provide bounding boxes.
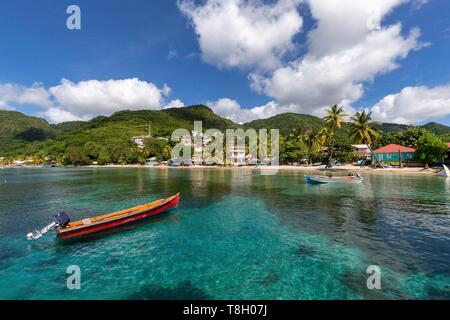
[56,194,179,240]
[305,175,363,184]
[305,176,329,184]
[437,165,450,177]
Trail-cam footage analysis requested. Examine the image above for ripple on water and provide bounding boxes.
[0,168,449,300]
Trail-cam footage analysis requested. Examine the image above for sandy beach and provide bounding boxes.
[2,163,444,176]
[72,164,442,176]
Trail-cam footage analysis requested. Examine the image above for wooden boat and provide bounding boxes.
[305,175,364,184]
[27,193,179,240]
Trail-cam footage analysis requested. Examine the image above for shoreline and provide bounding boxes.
[1,164,443,176]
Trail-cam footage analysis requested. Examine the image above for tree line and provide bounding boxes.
[1,105,448,167]
[279,105,449,167]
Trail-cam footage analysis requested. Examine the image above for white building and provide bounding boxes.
[132,136,147,149]
[229,146,246,166]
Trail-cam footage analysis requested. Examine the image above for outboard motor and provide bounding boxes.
[26,212,71,240]
[55,212,70,227]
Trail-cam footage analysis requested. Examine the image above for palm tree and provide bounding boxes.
[349,111,381,165]
[323,104,348,165]
[319,127,332,148]
[288,128,303,143]
[303,128,323,165]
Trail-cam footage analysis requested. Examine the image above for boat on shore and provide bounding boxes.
[305,175,364,184]
[437,165,450,177]
[27,193,180,240]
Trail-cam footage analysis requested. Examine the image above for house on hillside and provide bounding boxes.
[131,136,147,149]
[373,144,415,162]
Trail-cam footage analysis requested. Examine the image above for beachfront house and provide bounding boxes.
[351,144,371,158]
[228,146,246,166]
[373,144,415,163]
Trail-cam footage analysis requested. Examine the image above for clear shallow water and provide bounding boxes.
[0,168,449,300]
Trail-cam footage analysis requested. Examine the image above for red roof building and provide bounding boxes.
[373,144,416,162]
[373,144,416,153]
[447,142,450,149]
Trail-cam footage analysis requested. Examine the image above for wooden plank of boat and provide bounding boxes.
[56,193,180,239]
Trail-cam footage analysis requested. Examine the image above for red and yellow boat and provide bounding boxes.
[27,193,180,241]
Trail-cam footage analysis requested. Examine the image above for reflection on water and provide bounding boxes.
[0,168,449,299]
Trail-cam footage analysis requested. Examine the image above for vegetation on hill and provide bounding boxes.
[422,122,450,136]
[0,111,55,154]
[244,113,324,134]
[0,105,239,164]
[0,104,449,167]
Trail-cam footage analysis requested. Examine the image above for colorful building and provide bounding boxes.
[351,144,371,157]
[373,144,416,162]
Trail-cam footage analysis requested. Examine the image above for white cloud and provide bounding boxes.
[40,108,86,123]
[252,25,420,113]
[207,98,295,124]
[250,0,421,115]
[207,98,243,123]
[178,0,442,124]
[306,0,408,57]
[48,78,169,120]
[370,85,450,124]
[178,0,303,70]
[164,99,185,109]
[1,78,176,123]
[0,83,52,110]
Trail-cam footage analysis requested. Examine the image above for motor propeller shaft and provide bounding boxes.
[26,221,58,240]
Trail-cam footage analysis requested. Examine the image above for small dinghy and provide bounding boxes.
[437,165,450,177]
[27,193,179,240]
[306,175,364,184]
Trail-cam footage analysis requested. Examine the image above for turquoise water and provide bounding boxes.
[0,168,449,299]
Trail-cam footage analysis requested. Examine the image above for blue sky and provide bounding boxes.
[0,0,449,125]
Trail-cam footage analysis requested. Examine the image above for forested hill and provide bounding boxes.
[0,111,53,154]
[0,105,449,162]
[0,105,238,159]
[242,112,450,136]
[243,113,325,134]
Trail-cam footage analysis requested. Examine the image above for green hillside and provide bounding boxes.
[365,121,448,136]
[377,123,411,133]
[244,113,325,134]
[0,105,240,163]
[1,106,449,165]
[422,122,450,136]
[0,111,54,153]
